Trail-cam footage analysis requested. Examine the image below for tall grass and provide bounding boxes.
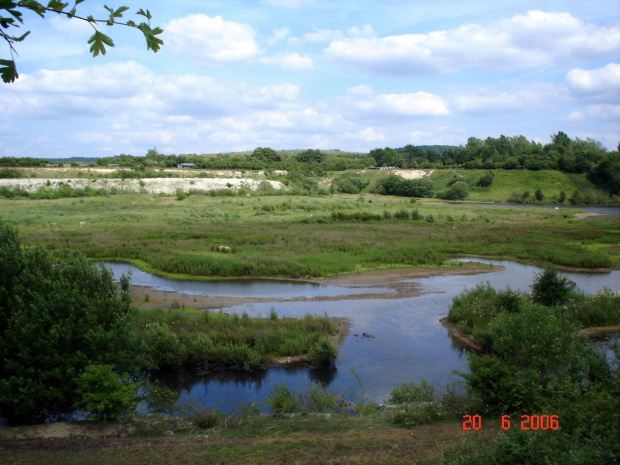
[135,309,339,371]
[2,194,617,279]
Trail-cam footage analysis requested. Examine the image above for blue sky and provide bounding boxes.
[1,0,619,158]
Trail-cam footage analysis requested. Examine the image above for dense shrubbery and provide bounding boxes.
[136,309,339,372]
[0,222,139,425]
[376,174,435,198]
[444,271,620,463]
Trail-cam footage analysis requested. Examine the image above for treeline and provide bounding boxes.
[97,148,372,173]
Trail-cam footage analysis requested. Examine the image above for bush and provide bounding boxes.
[444,181,469,200]
[0,221,139,425]
[388,379,435,404]
[476,171,494,187]
[74,364,139,420]
[391,402,446,427]
[307,337,337,368]
[531,268,576,307]
[266,384,303,414]
[0,168,21,178]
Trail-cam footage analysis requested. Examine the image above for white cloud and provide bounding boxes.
[565,104,620,122]
[303,28,345,43]
[453,83,566,115]
[325,10,620,75]
[260,53,314,71]
[0,62,300,121]
[267,27,291,45]
[350,91,450,116]
[165,15,260,66]
[347,85,374,96]
[263,0,313,8]
[567,63,620,102]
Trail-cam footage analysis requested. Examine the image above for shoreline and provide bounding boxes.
[128,261,502,311]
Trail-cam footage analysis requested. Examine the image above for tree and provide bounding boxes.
[252,147,281,163]
[1,1,163,83]
[531,268,576,307]
[0,221,140,425]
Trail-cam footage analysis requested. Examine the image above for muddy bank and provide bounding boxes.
[129,262,501,311]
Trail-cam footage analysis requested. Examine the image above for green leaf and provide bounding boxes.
[137,23,163,53]
[0,59,18,83]
[136,8,151,20]
[14,30,30,42]
[47,0,68,11]
[87,30,115,57]
[126,19,135,27]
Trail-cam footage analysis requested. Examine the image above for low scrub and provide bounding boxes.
[136,309,339,371]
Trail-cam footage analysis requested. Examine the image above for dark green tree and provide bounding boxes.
[252,147,281,163]
[0,222,140,425]
[531,268,576,307]
[1,1,163,83]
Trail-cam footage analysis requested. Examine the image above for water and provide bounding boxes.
[105,262,394,298]
[450,203,620,216]
[106,260,619,412]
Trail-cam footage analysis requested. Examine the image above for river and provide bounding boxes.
[106,259,620,412]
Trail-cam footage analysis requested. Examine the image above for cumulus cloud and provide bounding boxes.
[267,27,291,45]
[567,63,620,102]
[165,14,260,66]
[0,61,299,121]
[565,104,620,122]
[260,53,314,71]
[346,91,450,116]
[325,10,620,75]
[453,83,567,115]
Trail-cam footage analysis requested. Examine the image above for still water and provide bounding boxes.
[107,259,619,411]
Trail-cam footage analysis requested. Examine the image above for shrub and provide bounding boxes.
[476,171,494,187]
[0,168,21,178]
[393,208,410,220]
[266,384,303,414]
[531,268,576,307]
[388,379,435,404]
[74,364,139,420]
[307,337,337,368]
[391,402,446,427]
[444,181,469,200]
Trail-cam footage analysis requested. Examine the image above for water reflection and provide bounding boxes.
[105,262,393,298]
[122,259,618,413]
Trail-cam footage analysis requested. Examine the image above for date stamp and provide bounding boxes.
[462,414,559,431]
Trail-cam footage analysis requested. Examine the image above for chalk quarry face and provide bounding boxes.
[0,177,284,194]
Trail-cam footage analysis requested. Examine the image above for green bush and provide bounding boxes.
[531,268,576,307]
[307,337,337,368]
[444,181,470,200]
[388,379,435,404]
[266,384,303,414]
[391,402,446,427]
[74,364,138,420]
[0,222,139,425]
[476,171,494,187]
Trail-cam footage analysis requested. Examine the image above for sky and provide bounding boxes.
[1,0,619,158]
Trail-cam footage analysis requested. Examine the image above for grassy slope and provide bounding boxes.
[428,169,602,202]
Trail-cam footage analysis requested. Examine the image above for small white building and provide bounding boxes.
[177,163,196,169]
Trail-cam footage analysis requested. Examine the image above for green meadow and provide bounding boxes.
[2,189,618,278]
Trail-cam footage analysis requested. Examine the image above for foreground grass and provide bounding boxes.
[1,193,618,278]
[0,414,501,465]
